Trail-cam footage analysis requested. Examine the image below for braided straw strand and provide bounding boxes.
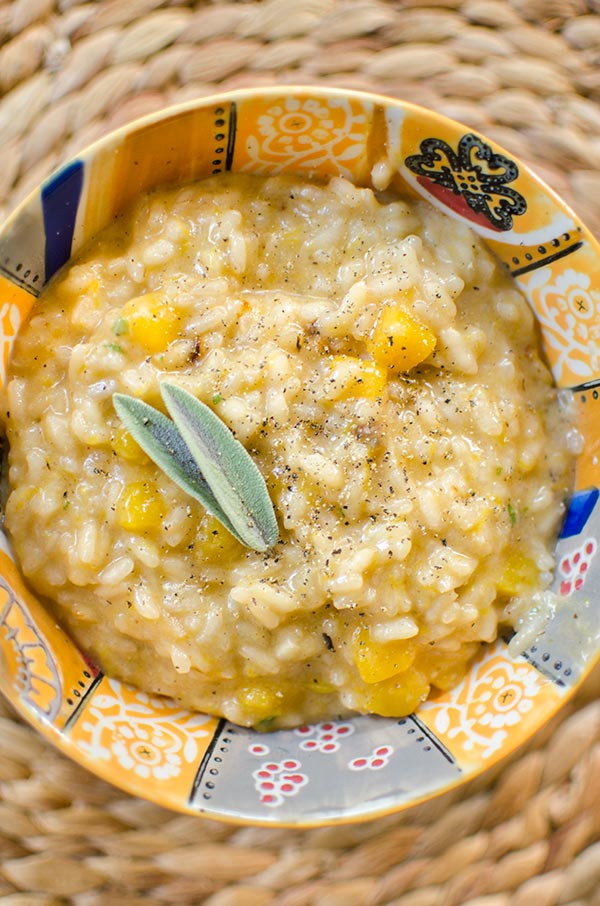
[1,0,600,234]
[3,690,600,904]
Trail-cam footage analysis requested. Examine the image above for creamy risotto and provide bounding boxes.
[1,172,574,728]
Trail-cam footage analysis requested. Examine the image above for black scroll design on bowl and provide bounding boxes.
[405,134,527,231]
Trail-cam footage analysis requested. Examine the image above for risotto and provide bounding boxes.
[1,172,574,728]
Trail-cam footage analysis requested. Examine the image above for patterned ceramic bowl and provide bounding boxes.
[1,87,599,827]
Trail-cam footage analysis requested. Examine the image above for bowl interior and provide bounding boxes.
[1,86,599,826]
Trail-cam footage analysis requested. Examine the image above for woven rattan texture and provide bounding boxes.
[2,1,600,904]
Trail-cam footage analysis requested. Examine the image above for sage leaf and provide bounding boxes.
[112,387,279,552]
[161,382,279,552]
[112,393,247,547]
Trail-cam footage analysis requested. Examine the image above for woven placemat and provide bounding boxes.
[2,1,600,903]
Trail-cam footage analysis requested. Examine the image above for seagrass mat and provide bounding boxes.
[3,1,600,904]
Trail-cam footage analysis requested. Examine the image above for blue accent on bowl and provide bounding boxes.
[560,487,599,539]
[41,160,84,282]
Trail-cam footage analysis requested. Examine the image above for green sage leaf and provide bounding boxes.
[112,387,279,552]
[161,382,278,552]
[113,393,247,547]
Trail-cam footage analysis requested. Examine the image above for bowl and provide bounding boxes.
[1,86,599,827]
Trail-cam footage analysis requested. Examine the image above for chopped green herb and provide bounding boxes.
[112,317,129,336]
[256,715,278,732]
[507,501,517,525]
[212,394,222,404]
[104,342,124,354]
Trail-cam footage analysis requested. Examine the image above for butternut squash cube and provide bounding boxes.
[365,669,430,717]
[116,482,163,532]
[111,427,148,463]
[367,305,436,372]
[497,551,539,596]
[121,292,181,353]
[353,627,417,683]
[325,355,387,400]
